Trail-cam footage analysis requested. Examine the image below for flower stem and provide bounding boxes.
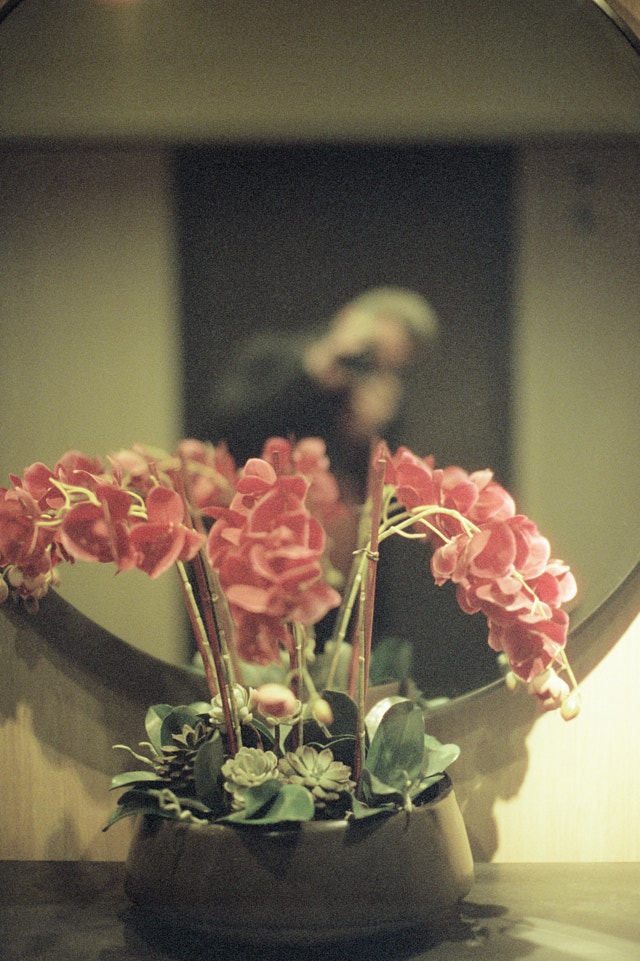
[347,603,361,701]
[559,648,579,692]
[326,551,366,690]
[355,577,367,780]
[175,560,218,699]
[174,464,239,756]
[353,448,387,782]
[361,453,386,712]
[294,623,305,748]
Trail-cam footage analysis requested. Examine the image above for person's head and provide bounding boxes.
[332,287,438,373]
[311,287,438,442]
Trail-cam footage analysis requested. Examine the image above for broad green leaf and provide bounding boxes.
[347,795,398,821]
[109,770,162,791]
[149,792,212,815]
[368,636,413,684]
[104,790,212,831]
[144,704,174,753]
[103,800,162,831]
[364,695,410,743]
[222,782,315,825]
[313,735,357,771]
[410,772,445,804]
[190,701,213,716]
[282,716,332,752]
[115,787,158,806]
[421,735,460,779]
[193,733,225,810]
[246,783,315,824]
[159,706,201,747]
[103,787,162,830]
[321,690,359,736]
[356,767,404,807]
[240,779,282,819]
[249,719,276,751]
[365,700,425,791]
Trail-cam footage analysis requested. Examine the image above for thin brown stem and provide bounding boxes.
[173,465,238,756]
[361,453,386,714]
[175,561,217,698]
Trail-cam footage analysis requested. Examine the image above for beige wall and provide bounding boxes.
[513,142,640,624]
[0,146,187,664]
[492,607,640,861]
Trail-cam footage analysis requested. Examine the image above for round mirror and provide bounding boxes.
[1,0,639,700]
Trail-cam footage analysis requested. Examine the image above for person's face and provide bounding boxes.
[339,314,416,440]
[369,315,415,371]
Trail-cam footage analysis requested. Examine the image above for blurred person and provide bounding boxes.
[206,287,498,697]
[211,287,438,499]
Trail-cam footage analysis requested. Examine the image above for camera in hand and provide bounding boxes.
[338,347,377,375]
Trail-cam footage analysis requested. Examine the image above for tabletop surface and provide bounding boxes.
[1,861,639,961]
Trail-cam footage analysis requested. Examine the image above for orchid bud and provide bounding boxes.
[560,690,582,721]
[504,671,518,692]
[6,566,23,588]
[254,683,299,721]
[527,667,570,713]
[312,697,334,727]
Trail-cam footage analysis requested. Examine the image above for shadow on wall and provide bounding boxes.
[0,593,207,858]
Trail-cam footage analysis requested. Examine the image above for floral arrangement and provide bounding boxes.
[0,436,580,829]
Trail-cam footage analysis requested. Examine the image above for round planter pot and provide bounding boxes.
[124,775,474,944]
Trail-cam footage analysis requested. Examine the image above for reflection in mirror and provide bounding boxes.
[177,143,514,696]
[0,0,639,702]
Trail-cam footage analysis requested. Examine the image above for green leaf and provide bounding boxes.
[159,706,201,747]
[368,636,413,684]
[356,767,404,807]
[240,779,282,818]
[283,691,361,754]
[103,786,163,830]
[421,734,460,779]
[282,718,325,752]
[193,732,225,810]
[409,772,445,804]
[103,799,162,831]
[365,699,425,792]
[364,695,410,743]
[322,690,359,737]
[347,795,398,821]
[144,704,174,753]
[221,782,315,825]
[114,787,159,807]
[190,700,213,716]
[109,770,162,791]
[246,719,276,751]
[148,792,212,815]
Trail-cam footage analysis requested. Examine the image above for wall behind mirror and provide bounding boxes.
[1,0,639,698]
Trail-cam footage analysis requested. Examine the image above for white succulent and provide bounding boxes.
[208,684,256,731]
[278,745,356,805]
[221,747,280,811]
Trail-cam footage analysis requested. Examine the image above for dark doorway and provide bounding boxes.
[174,142,514,697]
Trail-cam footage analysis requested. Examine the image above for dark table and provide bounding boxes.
[1,861,639,960]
